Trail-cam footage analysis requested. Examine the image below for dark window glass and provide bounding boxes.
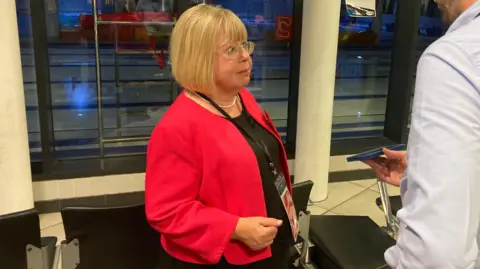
[28,0,295,163]
[333,0,398,140]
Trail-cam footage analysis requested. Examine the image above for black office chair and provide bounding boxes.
[308,215,395,269]
[291,180,396,269]
[60,204,161,269]
[0,208,59,269]
[292,180,314,217]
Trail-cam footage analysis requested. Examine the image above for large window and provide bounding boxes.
[212,0,294,141]
[51,0,175,159]
[25,0,298,179]
[24,0,431,178]
[329,0,444,153]
[332,0,397,140]
[331,0,443,141]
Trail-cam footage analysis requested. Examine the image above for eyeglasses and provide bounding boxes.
[223,41,255,59]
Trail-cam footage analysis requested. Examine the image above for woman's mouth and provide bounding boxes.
[238,69,251,75]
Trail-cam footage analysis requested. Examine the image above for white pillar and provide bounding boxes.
[294,0,341,202]
[0,0,35,215]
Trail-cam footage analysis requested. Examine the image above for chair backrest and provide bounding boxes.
[61,203,160,269]
[292,180,314,215]
[0,208,42,269]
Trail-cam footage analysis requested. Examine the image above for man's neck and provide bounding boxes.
[459,0,478,14]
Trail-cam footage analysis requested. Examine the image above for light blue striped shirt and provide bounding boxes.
[385,1,480,268]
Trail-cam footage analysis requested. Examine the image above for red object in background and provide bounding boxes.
[255,15,265,22]
[274,15,293,41]
[348,30,378,45]
[79,12,173,69]
[149,36,166,69]
[79,12,173,26]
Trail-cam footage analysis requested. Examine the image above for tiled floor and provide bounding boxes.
[40,178,400,243]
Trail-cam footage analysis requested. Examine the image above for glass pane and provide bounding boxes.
[212,0,294,142]
[333,0,395,140]
[51,0,176,159]
[49,0,294,160]
[17,0,41,161]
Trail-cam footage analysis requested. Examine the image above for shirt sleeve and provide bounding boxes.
[385,41,480,268]
[145,125,240,264]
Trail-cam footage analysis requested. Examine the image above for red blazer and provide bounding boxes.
[145,89,292,265]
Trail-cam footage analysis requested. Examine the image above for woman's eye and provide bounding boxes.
[226,46,237,55]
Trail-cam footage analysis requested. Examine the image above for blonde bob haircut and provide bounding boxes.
[169,4,248,94]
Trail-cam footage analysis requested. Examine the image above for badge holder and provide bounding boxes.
[377,179,400,239]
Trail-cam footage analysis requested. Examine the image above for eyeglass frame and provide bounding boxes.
[220,41,256,59]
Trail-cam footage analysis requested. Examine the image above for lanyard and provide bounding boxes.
[192,91,280,176]
[190,90,300,242]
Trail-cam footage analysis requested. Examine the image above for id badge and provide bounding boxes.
[274,172,299,242]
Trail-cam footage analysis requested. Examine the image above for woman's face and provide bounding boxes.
[213,40,254,93]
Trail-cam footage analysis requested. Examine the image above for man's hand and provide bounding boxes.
[362,148,407,187]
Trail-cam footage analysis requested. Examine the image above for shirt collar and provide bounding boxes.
[447,0,480,33]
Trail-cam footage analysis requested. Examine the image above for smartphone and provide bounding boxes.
[346,144,405,162]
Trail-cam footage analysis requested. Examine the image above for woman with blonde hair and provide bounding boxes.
[145,4,297,268]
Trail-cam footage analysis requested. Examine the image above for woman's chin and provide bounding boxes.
[239,76,251,86]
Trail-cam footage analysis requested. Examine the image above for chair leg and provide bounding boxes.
[376,180,400,239]
[26,244,46,269]
[42,241,59,269]
[61,239,80,269]
[292,211,318,269]
[51,246,61,269]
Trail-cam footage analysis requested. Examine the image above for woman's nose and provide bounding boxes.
[238,48,250,61]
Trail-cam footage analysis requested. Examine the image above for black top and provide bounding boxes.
[159,107,292,269]
[232,109,293,247]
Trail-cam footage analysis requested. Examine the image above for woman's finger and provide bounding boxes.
[253,240,274,251]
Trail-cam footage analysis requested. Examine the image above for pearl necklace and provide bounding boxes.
[190,90,237,108]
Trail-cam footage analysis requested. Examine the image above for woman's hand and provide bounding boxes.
[362,148,407,187]
[232,217,283,251]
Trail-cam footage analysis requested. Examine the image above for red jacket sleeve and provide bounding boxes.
[145,126,240,263]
